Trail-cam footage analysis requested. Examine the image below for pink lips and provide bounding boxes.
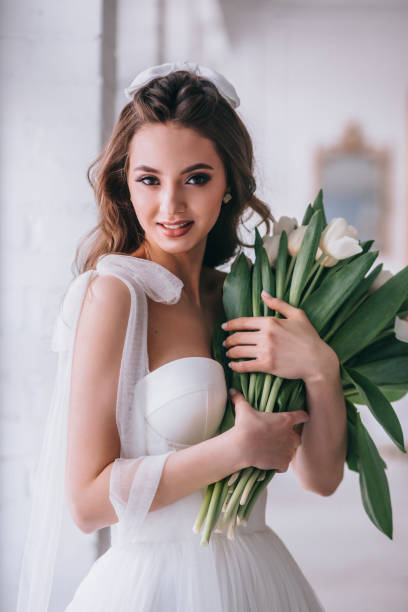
[158,221,194,237]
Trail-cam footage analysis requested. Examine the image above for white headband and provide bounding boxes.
[124,60,240,109]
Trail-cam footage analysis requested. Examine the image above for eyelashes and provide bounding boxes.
[136,173,211,186]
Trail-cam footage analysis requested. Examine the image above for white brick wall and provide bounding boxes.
[1,1,103,610]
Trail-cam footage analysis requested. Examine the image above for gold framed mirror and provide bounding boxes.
[314,122,392,255]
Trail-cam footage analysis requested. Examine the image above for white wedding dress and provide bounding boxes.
[18,252,326,612]
[64,356,325,610]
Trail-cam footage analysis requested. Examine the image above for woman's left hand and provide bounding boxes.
[222,291,339,384]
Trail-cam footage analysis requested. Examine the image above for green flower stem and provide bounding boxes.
[193,483,214,534]
[223,486,234,511]
[219,493,241,532]
[248,372,257,405]
[227,470,241,486]
[265,376,284,413]
[259,373,274,412]
[240,468,262,505]
[239,371,249,399]
[303,251,327,288]
[221,466,255,526]
[300,263,325,306]
[213,479,230,532]
[240,470,276,524]
[283,256,297,294]
[200,480,224,546]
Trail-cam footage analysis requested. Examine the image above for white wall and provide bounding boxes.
[0,1,103,610]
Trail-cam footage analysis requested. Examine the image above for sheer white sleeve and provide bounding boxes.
[16,254,184,611]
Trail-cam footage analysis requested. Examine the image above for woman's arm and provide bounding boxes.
[290,349,347,496]
[222,293,348,498]
[66,273,245,534]
[78,428,244,533]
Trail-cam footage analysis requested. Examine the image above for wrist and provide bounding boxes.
[230,426,251,471]
[304,345,339,386]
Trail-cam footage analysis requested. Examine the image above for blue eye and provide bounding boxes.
[136,173,210,186]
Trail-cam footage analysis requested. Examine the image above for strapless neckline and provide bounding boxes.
[136,356,228,448]
[145,356,223,380]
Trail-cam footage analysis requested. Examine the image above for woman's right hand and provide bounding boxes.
[229,388,309,473]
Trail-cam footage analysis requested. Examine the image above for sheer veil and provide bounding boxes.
[16,255,184,611]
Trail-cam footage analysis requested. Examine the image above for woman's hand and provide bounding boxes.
[222,291,339,384]
[230,388,309,472]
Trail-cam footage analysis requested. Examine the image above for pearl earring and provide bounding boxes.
[222,193,232,204]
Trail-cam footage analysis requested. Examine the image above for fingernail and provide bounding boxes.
[261,289,272,297]
[229,387,238,396]
[221,322,227,329]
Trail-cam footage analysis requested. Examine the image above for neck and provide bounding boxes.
[142,241,209,307]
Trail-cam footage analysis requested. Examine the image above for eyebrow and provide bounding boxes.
[133,162,214,174]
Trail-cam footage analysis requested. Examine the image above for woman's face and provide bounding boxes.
[126,121,228,257]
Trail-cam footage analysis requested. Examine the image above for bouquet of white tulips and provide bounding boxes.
[193,189,408,546]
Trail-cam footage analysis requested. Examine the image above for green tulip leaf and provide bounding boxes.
[302,251,378,335]
[289,210,324,307]
[347,331,408,366]
[344,382,408,404]
[345,400,359,473]
[275,231,288,301]
[355,411,393,539]
[350,357,408,386]
[329,264,408,363]
[311,188,328,227]
[321,264,383,341]
[302,203,314,225]
[343,366,406,454]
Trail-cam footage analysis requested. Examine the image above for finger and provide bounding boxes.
[228,387,243,400]
[226,345,259,360]
[228,357,262,373]
[222,317,263,332]
[287,410,309,426]
[222,331,259,348]
[261,293,302,319]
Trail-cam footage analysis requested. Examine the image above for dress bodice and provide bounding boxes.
[134,356,228,451]
[125,356,267,544]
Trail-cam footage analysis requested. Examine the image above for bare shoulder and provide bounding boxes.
[84,273,131,313]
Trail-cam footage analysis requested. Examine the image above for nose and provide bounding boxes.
[159,182,187,216]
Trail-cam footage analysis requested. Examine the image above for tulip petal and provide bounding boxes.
[395,315,408,343]
[346,225,359,240]
[327,236,363,260]
[321,218,348,249]
[263,234,281,267]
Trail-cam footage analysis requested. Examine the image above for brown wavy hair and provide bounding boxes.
[74,69,275,274]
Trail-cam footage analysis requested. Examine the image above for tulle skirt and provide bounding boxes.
[65,488,326,612]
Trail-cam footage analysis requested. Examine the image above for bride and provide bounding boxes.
[17,61,346,611]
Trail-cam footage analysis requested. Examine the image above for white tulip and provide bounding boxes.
[320,217,363,260]
[368,269,393,294]
[315,247,338,267]
[273,216,298,236]
[288,226,307,256]
[394,315,408,343]
[262,234,281,267]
